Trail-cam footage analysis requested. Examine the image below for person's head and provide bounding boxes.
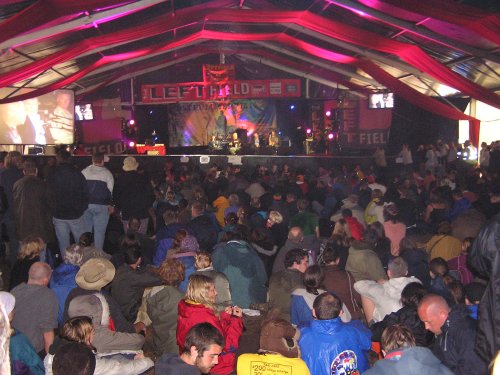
[56,91,71,110]
[303,265,324,295]
[22,159,37,176]
[5,151,23,168]
[186,274,217,308]
[191,201,204,217]
[332,219,351,239]
[287,227,304,243]
[437,221,452,235]
[461,237,474,254]
[78,232,93,247]
[127,217,141,233]
[381,325,416,354]
[156,258,185,287]
[297,199,309,212]
[56,149,72,164]
[417,294,450,335]
[123,246,142,267]
[401,282,427,308]
[399,237,417,254]
[464,282,486,305]
[18,235,45,260]
[60,316,95,346]
[91,153,105,166]
[362,227,378,247]
[181,323,224,374]
[267,210,283,227]
[447,280,465,305]
[194,251,212,270]
[321,245,341,266]
[383,203,399,223]
[228,193,239,207]
[64,244,84,266]
[341,208,353,218]
[429,257,448,278]
[52,342,96,375]
[387,257,408,279]
[312,292,342,320]
[284,248,309,272]
[28,261,52,286]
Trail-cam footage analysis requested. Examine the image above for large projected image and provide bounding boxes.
[0,89,75,145]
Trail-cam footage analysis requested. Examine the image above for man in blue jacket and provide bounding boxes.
[299,292,372,374]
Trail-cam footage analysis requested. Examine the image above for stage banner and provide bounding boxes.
[202,64,236,85]
[141,79,301,103]
[167,100,277,147]
[328,98,392,149]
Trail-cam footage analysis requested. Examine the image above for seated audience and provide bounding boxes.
[237,318,310,374]
[382,203,406,256]
[321,245,363,320]
[370,282,433,347]
[299,292,372,374]
[52,342,95,375]
[67,293,145,353]
[11,262,58,356]
[268,249,309,321]
[10,236,46,291]
[345,228,387,282]
[168,232,200,292]
[44,316,153,375]
[177,274,243,375]
[146,258,185,356]
[428,257,454,304]
[399,237,431,288]
[50,244,82,326]
[110,245,162,323]
[212,225,267,308]
[417,294,487,375]
[364,325,453,375]
[0,291,44,375]
[156,323,224,375]
[193,251,232,310]
[354,257,420,323]
[464,282,486,320]
[447,237,474,286]
[426,221,462,261]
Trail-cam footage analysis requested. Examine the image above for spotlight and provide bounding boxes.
[328,133,334,140]
[306,128,312,135]
[290,104,295,110]
[325,110,332,117]
[129,119,135,126]
[128,141,135,147]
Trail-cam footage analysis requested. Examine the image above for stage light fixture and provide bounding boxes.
[328,133,334,140]
[290,104,295,110]
[325,110,332,117]
[306,128,312,134]
[128,141,135,147]
[129,119,135,125]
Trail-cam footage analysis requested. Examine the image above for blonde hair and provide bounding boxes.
[186,274,216,311]
[61,316,95,347]
[194,251,212,270]
[18,236,45,260]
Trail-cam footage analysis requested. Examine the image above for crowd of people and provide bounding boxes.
[0,139,498,374]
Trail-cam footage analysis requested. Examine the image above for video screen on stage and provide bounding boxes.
[167,99,277,147]
[75,103,94,120]
[0,89,74,145]
[368,92,394,109]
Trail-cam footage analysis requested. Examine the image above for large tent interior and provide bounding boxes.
[0,0,499,155]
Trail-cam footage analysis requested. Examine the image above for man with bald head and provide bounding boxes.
[417,294,487,375]
[11,262,58,356]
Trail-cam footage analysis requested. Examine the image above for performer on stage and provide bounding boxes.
[252,132,260,149]
[229,132,241,155]
[268,130,279,147]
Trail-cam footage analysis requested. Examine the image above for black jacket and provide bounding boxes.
[433,304,487,375]
[187,214,219,252]
[113,171,154,220]
[468,213,500,363]
[371,305,434,347]
[47,163,88,219]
